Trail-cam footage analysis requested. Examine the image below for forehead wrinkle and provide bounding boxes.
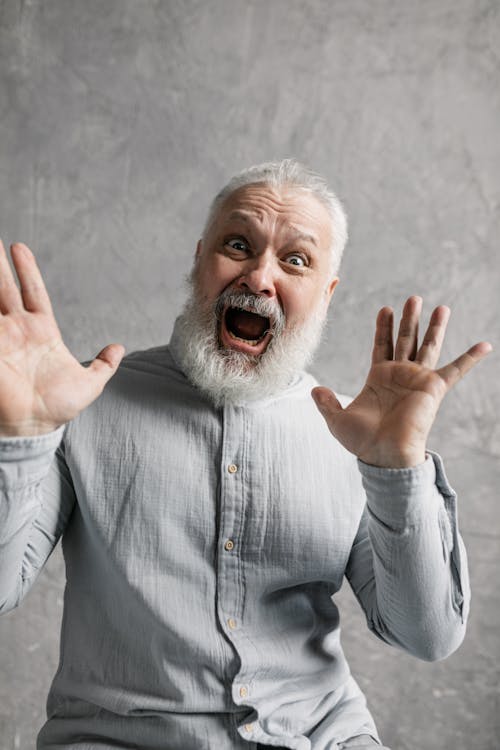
[223,211,320,247]
[225,210,256,225]
[223,185,308,220]
[221,206,279,240]
[231,193,300,218]
[217,186,332,253]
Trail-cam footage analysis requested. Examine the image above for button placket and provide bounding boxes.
[217,412,244,628]
[218,405,253,711]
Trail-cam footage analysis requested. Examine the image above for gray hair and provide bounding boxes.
[202,159,348,277]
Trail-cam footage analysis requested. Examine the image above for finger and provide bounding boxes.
[0,239,24,313]
[88,344,125,378]
[11,242,54,314]
[437,341,493,390]
[415,305,450,368]
[395,296,422,360]
[85,344,126,392]
[371,306,394,364]
[311,387,343,426]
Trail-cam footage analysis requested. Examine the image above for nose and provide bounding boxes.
[235,253,277,298]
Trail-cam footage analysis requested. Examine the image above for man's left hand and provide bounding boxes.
[312,296,492,468]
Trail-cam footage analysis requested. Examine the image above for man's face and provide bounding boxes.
[177,183,340,406]
[193,183,339,355]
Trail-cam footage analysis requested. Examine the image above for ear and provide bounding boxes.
[324,277,339,308]
[195,239,203,260]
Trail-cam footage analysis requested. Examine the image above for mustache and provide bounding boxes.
[214,289,286,336]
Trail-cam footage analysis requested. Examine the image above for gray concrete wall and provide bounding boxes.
[0,1,498,748]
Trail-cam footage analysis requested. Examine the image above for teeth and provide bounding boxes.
[228,330,260,345]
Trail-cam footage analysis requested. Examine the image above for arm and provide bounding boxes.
[0,427,76,613]
[346,451,469,661]
[0,238,123,609]
[313,296,489,657]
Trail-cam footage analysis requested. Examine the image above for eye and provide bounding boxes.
[225,238,249,253]
[285,253,307,267]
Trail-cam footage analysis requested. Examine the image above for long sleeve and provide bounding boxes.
[2,346,469,747]
[345,450,470,662]
[0,426,75,613]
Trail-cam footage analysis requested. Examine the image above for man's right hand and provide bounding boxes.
[0,240,125,437]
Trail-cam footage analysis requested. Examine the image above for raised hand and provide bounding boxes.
[0,240,124,437]
[312,296,492,468]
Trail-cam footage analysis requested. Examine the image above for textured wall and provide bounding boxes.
[0,1,499,748]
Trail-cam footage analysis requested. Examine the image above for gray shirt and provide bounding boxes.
[0,320,469,750]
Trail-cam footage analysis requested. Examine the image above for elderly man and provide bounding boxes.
[0,160,491,750]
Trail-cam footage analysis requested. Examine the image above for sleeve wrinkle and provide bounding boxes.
[0,429,73,614]
[345,450,470,660]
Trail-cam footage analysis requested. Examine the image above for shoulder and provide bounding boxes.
[104,343,189,387]
[78,343,188,413]
[119,344,174,374]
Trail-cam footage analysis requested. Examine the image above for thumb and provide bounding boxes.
[87,343,125,386]
[311,387,343,422]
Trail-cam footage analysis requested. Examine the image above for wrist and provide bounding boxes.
[358,447,427,469]
[0,419,63,438]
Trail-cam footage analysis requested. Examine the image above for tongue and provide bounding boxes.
[226,308,269,340]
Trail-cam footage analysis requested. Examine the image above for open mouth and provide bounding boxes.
[220,305,273,354]
[225,307,270,344]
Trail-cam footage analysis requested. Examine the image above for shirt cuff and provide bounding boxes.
[357,451,446,529]
[0,426,66,489]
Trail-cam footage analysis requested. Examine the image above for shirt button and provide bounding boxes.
[227,618,237,630]
[239,685,248,698]
[224,539,235,551]
[227,463,238,474]
[244,723,253,733]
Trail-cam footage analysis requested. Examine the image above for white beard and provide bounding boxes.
[176,275,328,407]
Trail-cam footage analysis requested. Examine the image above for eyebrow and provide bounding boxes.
[224,211,319,247]
[285,229,318,247]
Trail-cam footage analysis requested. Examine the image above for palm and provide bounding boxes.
[0,241,124,436]
[313,297,491,467]
[328,360,447,466]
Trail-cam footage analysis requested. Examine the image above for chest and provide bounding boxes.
[65,395,365,588]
